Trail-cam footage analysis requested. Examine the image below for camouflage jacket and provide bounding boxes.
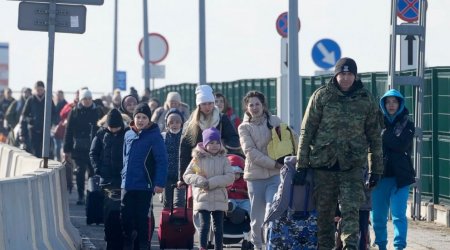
[296,79,383,174]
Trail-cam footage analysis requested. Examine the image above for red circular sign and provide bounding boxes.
[276,12,300,38]
[138,33,169,64]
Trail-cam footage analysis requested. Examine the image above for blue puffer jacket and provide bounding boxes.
[122,122,168,191]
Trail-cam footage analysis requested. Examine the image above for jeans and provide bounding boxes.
[229,199,251,215]
[247,175,280,248]
[197,210,224,250]
[371,177,409,250]
[53,137,62,161]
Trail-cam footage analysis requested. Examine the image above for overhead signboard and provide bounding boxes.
[311,38,341,70]
[13,0,104,5]
[138,33,169,64]
[18,2,87,34]
[0,43,8,89]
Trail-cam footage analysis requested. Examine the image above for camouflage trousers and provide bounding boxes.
[313,167,365,250]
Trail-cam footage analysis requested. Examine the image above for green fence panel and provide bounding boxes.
[152,67,450,204]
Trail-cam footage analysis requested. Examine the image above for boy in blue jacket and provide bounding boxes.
[121,103,168,250]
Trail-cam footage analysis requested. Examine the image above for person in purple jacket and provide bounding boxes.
[121,103,168,250]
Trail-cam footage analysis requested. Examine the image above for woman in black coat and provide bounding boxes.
[371,89,415,250]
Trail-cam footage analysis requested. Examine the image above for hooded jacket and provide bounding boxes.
[179,107,241,181]
[183,144,234,212]
[379,89,415,188]
[297,78,383,174]
[238,113,282,181]
[122,122,168,191]
[152,103,190,132]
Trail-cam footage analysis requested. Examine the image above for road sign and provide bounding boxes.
[280,38,288,75]
[311,39,341,70]
[276,12,300,38]
[12,0,104,5]
[18,2,86,34]
[116,71,126,91]
[400,35,418,70]
[138,33,169,64]
[142,64,165,79]
[0,43,8,88]
[397,0,419,22]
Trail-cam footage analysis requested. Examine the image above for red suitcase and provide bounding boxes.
[158,185,195,249]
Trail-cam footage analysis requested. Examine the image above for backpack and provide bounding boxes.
[267,123,298,164]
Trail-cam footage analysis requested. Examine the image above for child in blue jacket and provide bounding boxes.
[121,103,168,250]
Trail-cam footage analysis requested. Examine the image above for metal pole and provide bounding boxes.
[112,0,118,93]
[288,0,301,133]
[42,0,57,167]
[388,0,398,90]
[143,0,150,90]
[199,0,206,85]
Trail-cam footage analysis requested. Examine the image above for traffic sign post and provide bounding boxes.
[18,2,86,34]
[14,0,103,167]
[311,39,341,70]
[400,34,418,70]
[397,0,419,22]
[116,71,127,91]
[12,0,104,5]
[275,12,300,38]
[138,33,169,64]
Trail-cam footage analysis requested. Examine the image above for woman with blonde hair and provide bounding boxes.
[178,85,240,189]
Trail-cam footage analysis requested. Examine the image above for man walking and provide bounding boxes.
[296,57,383,249]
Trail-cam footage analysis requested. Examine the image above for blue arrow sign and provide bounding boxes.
[311,39,341,70]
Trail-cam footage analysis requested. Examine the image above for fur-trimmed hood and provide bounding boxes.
[192,142,227,159]
[97,113,132,127]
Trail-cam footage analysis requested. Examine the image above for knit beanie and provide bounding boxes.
[165,108,184,125]
[202,127,221,146]
[195,85,215,106]
[106,108,123,128]
[334,57,357,76]
[133,103,152,119]
[166,92,182,103]
[79,88,92,100]
[34,81,45,88]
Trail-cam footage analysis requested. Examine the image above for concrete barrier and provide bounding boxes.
[0,144,81,249]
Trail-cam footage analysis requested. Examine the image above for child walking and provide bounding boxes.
[183,127,234,250]
[161,108,185,208]
[121,103,168,250]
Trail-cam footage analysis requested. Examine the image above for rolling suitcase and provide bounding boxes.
[86,175,104,225]
[158,185,195,249]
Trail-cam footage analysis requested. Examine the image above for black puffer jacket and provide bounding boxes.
[382,108,416,188]
[63,103,103,159]
[89,127,126,188]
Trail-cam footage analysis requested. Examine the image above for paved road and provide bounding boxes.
[68,185,450,250]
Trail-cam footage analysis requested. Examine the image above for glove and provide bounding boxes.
[197,180,209,189]
[293,168,308,185]
[366,173,381,188]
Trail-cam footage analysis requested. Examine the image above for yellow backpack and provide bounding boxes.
[267,123,298,163]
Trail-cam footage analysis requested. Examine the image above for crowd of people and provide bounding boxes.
[0,57,416,250]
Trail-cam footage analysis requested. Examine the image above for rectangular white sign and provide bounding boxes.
[0,43,9,89]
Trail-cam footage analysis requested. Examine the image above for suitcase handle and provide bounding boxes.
[169,184,189,221]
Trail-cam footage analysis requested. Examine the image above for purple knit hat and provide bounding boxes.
[202,127,221,146]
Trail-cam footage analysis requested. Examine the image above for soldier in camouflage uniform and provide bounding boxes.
[295,57,383,249]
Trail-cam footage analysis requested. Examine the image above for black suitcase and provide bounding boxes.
[86,175,104,225]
